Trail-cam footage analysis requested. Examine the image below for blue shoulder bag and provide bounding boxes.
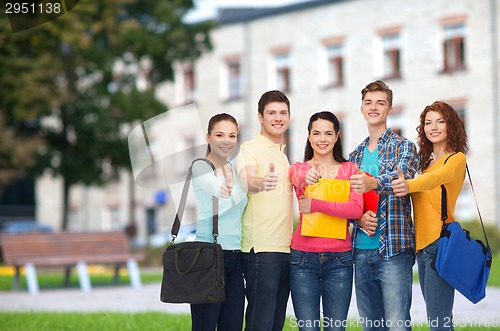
[432,155,492,304]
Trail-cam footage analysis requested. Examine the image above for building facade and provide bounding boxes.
[38,0,500,239]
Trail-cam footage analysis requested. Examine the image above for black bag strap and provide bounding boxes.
[440,154,490,251]
[465,164,491,251]
[439,153,456,223]
[170,158,219,244]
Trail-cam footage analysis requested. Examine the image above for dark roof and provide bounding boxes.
[218,0,348,25]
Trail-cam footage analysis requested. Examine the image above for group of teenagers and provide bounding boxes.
[188,80,468,331]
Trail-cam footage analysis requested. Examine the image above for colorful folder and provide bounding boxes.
[362,172,379,214]
[363,189,379,214]
[302,178,350,239]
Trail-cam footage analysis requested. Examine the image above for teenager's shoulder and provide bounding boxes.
[444,151,467,164]
[340,161,357,177]
[239,136,259,147]
[192,158,215,170]
[289,161,309,173]
[386,130,416,147]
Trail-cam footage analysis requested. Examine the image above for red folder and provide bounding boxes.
[363,189,379,213]
[362,172,379,213]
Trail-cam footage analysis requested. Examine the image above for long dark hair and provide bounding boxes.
[206,113,238,155]
[303,111,346,163]
[416,101,468,171]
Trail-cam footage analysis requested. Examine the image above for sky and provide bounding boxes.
[185,0,310,22]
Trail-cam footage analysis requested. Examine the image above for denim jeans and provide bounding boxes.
[191,250,245,331]
[290,249,353,331]
[354,249,414,331]
[242,249,290,331]
[417,240,455,331]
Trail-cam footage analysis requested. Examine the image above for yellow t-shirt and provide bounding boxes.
[408,152,466,251]
[235,134,294,253]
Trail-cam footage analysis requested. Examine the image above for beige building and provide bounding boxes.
[38,0,500,239]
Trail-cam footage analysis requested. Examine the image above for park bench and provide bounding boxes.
[0,231,144,294]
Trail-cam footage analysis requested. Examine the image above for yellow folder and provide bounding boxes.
[301,178,350,239]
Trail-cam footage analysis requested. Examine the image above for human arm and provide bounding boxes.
[191,160,230,199]
[391,166,409,197]
[376,139,419,194]
[407,152,466,193]
[349,165,378,193]
[289,162,318,190]
[237,163,277,194]
[299,163,363,219]
[305,188,363,219]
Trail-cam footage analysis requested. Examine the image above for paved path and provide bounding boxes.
[1,283,499,327]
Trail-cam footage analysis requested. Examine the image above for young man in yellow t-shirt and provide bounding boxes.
[236,90,294,331]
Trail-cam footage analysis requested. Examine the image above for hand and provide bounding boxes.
[298,195,312,214]
[358,211,378,237]
[305,159,321,185]
[391,166,409,197]
[350,165,372,193]
[220,181,232,199]
[263,163,278,191]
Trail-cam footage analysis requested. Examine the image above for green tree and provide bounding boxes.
[0,0,212,229]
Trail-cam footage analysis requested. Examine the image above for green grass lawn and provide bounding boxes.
[1,252,498,291]
[0,252,498,330]
[0,263,498,330]
[0,312,498,331]
[0,266,163,291]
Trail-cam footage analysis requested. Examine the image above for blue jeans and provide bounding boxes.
[290,249,353,331]
[242,249,290,331]
[354,249,414,331]
[417,240,455,331]
[191,250,245,331]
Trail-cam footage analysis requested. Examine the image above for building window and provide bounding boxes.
[283,128,291,159]
[183,65,195,104]
[382,33,401,79]
[227,61,242,100]
[110,206,121,230]
[443,24,465,72]
[326,44,344,87]
[336,113,346,152]
[387,106,403,136]
[447,99,467,131]
[275,53,291,93]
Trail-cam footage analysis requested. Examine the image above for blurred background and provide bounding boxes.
[1,0,499,251]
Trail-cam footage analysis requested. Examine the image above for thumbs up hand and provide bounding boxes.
[298,195,312,214]
[220,181,233,199]
[305,159,321,185]
[263,162,278,191]
[349,165,370,193]
[391,165,409,197]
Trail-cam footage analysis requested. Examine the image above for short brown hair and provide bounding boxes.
[361,80,393,107]
[257,90,290,116]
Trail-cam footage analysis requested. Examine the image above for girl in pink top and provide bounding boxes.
[289,111,363,331]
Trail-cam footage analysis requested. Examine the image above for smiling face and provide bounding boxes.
[360,91,392,128]
[308,118,338,157]
[258,101,290,143]
[206,120,238,160]
[424,110,448,146]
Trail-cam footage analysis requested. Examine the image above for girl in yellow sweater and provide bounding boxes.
[391,101,467,331]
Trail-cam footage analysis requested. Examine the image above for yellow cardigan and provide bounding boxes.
[408,152,466,251]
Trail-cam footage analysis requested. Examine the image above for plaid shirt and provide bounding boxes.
[349,129,419,260]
